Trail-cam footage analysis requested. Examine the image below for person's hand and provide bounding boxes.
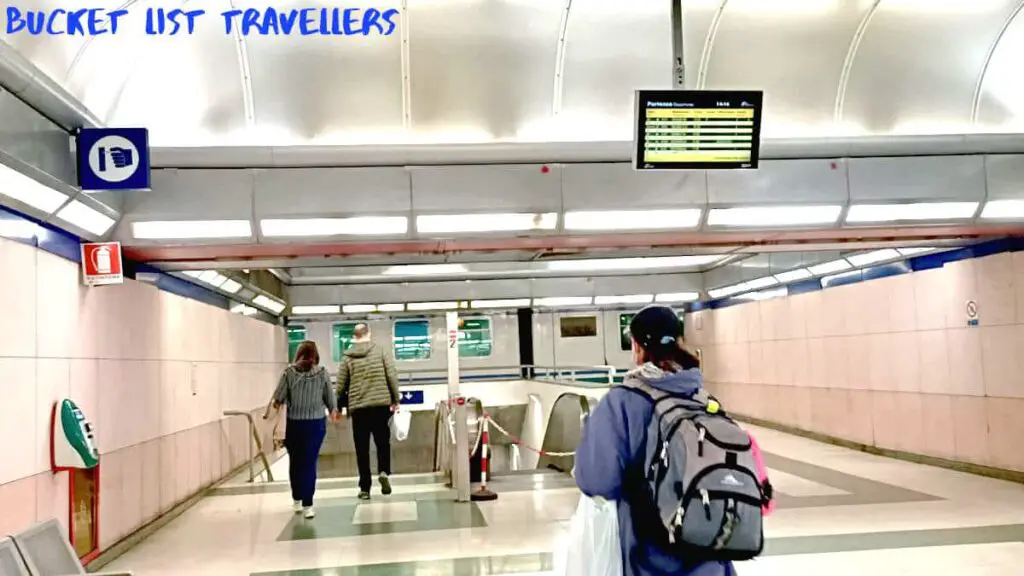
[329,410,341,423]
[390,404,399,413]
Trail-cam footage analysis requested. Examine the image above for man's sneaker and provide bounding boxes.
[379,473,393,495]
[292,501,303,514]
[303,506,315,519]
[358,491,371,500]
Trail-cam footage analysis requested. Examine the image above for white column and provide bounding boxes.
[447,311,471,501]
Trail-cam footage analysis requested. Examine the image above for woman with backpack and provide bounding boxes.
[575,305,771,575]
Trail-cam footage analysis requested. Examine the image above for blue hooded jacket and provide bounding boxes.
[575,364,736,576]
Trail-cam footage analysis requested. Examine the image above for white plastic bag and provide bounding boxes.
[391,409,411,442]
[555,496,622,576]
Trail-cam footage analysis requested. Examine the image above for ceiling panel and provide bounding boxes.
[254,167,411,217]
[701,0,871,136]
[7,0,1024,144]
[839,0,1020,135]
[561,163,707,210]
[407,0,563,141]
[238,0,405,142]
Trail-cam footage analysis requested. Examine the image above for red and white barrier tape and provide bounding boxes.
[483,414,577,457]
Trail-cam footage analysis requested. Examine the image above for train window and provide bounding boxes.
[559,315,598,338]
[394,319,432,361]
[287,325,306,361]
[459,317,493,358]
[331,322,358,362]
[618,314,634,351]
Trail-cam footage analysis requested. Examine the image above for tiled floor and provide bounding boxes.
[101,424,1024,575]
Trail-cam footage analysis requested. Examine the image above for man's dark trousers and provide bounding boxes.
[351,406,392,492]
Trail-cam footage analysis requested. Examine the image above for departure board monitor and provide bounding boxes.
[633,90,763,170]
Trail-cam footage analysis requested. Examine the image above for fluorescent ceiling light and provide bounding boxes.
[383,263,468,276]
[845,202,978,223]
[707,276,778,299]
[230,303,258,316]
[55,200,115,235]
[291,305,341,315]
[980,200,1024,219]
[342,304,377,313]
[774,268,812,283]
[377,303,405,312]
[846,248,901,267]
[470,298,532,309]
[744,276,779,291]
[0,163,68,213]
[132,220,252,239]
[417,212,557,234]
[408,301,458,311]
[260,216,408,237]
[220,279,242,294]
[564,209,702,231]
[897,246,936,256]
[547,255,722,272]
[594,294,654,305]
[182,270,203,278]
[707,205,842,227]
[252,294,286,314]
[534,296,592,307]
[0,219,37,239]
[708,285,742,299]
[198,270,227,287]
[655,292,700,303]
[821,270,862,287]
[808,259,852,275]
[734,287,788,301]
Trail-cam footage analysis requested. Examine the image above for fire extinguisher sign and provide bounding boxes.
[80,242,124,287]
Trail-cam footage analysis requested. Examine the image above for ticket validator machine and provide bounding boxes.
[51,398,99,471]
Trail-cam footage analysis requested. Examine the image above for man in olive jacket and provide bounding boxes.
[337,323,401,499]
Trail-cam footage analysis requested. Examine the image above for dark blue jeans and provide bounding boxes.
[285,418,327,507]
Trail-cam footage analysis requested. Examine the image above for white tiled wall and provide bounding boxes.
[0,237,286,547]
[687,252,1024,473]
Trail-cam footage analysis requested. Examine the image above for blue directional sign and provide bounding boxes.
[399,390,424,406]
[76,128,151,191]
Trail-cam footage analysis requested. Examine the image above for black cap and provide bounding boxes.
[628,305,682,349]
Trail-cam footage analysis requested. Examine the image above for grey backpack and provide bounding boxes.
[623,378,766,561]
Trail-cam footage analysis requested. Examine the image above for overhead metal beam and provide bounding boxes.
[150,134,1024,168]
[123,223,1024,264]
[0,40,101,131]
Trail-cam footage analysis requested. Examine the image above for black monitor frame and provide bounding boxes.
[633,89,764,171]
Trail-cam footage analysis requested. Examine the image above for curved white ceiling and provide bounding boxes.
[4,0,1024,145]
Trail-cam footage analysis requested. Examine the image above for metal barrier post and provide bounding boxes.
[471,416,498,501]
[447,311,471,502]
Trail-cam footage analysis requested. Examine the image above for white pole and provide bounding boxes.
[447,311,471,502]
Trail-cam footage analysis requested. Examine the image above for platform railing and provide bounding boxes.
[223,410,274,483]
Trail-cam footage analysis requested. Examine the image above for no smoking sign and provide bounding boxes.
[965,300,979,327]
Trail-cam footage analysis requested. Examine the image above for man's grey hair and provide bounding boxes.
[353,323,370,339]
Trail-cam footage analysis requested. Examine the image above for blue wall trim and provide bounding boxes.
[0,206,235,314]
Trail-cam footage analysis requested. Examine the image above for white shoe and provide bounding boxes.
[303,506,316,519]
[293,501,302,514]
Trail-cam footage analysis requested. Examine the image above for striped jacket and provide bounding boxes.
[337,341,400,411]
[272,365,336,420]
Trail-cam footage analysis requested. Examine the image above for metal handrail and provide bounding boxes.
[223,411,274,483]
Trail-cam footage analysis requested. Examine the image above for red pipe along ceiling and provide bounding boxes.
[123,224,1024,263]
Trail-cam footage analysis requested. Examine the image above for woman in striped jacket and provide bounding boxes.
[270,341,338,519]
